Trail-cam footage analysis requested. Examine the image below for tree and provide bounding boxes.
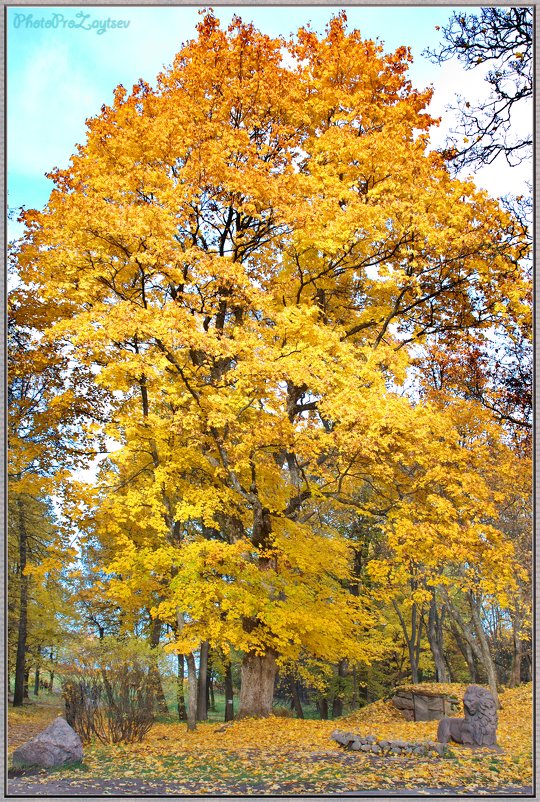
[7,284,106,705]
[425,7,532,171]
[15,12,529,717]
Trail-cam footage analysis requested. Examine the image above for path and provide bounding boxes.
[7,777,534,797]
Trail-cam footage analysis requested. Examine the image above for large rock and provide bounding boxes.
[12,717,83,769]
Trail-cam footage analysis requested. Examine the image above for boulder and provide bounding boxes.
[12,717,83,769]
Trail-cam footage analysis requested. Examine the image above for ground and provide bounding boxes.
[7,683,533,796]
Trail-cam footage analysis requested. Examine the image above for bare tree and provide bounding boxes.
[425,8,532,170]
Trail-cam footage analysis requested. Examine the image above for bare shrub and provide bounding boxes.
[61,638,156,744]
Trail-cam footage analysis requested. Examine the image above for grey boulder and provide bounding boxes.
[12,717,83,769]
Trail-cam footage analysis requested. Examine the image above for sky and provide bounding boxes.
[7,4,532,242]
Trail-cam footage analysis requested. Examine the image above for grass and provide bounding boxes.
[157,679,324,723]
[7,683,533,794]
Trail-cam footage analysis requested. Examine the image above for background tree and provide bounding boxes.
[425,7,532,170]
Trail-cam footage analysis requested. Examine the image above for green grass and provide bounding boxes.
[157,680,325,723]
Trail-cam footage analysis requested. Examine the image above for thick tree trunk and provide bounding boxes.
[185,653,198,731]
[427,595,450,682]
[176,654,187,721]
[197,641,209,721]
[238,651,277,718]
[224,661,234,721]
[14,497,29,707]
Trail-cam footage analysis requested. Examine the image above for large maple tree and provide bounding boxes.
[16,13,529,717]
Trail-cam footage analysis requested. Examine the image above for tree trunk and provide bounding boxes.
[392,597,422,684]
[14,497,29,708]
[148,616,169,714]
[427,595,450,682]
[238,650,277,718]
[185,653,198,731]
[49,648,55,692]
[451,623,478,682]
[317,698,329,720]
[34,652,41,698]
[331,659,347,718]
[444,590,499,707]
[351,667,359,709]
[207,650,215,711]
[468,593,500,707]
[291,679,304,719]
[224,661,234,721]
[508,618,523,688]
[197,641,209,721]
[176,654,187,721]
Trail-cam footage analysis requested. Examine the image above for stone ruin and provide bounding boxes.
[391,687,460,722]
[331,731,447,757]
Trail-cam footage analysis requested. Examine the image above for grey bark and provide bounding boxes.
[238,651,277,718]
[224,661,234,721]
[427,594,450,682]
[197,641,209,721]
[176,654,187,721]
[149,616,169,714]
[392,597,423,684]
[185,653,198,731]
[468,592,500,706]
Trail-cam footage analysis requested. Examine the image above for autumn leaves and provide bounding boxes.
[12,12,530,718]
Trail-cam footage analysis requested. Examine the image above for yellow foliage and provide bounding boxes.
[13,11,529,670]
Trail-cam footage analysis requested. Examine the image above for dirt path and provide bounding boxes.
[7,777,534,797]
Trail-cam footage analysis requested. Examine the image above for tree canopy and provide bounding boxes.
[12,12,531,718]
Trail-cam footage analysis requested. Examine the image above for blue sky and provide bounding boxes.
[7,5,531,239]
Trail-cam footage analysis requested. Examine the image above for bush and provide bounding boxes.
[61,637,155,744]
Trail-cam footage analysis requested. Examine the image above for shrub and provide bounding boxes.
[61,637,155,744]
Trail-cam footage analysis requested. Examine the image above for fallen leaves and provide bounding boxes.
[8,683,532,794]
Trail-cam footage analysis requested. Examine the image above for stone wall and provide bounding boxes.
[331,731,448,757]
[391,690,460,722]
